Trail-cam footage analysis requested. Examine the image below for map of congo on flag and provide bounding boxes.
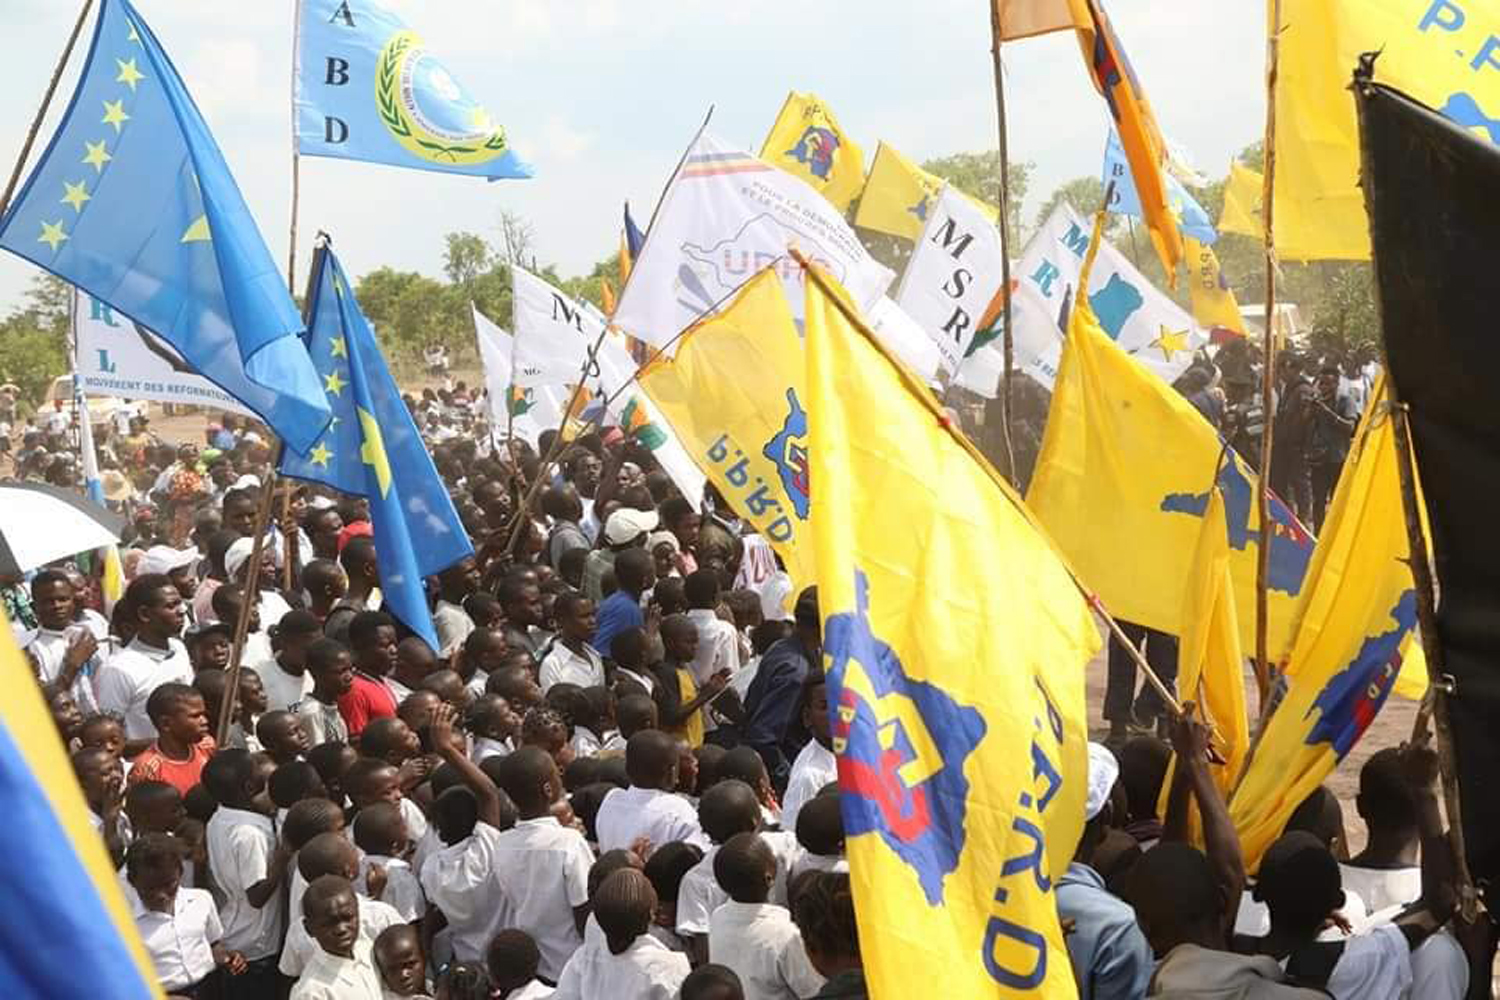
[296,0,532,179]
[1229,385,1426,871]
[610,128,893,348]
[970,201,1207,395]
[805,261,1097,998]
[1026,276,1314,664]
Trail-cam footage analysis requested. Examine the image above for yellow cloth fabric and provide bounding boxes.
[677,668,704,749]
[1274,0,1500,260]
[1027,287,1315,663]
[853,141,998,240]
[1218,161,1263,240]
[760,92,866,211]
[1185,237,1246,335]
[993,0,1087,41]
[804,264,1096,998]
[638,269,813,587]
[1230,388,1428,870]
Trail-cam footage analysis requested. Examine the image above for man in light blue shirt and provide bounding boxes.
[1056,742,1153,1000]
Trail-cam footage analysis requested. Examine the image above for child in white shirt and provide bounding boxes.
[554,869,689,1000]
[486,929,558,1000]
[707,834,824,1000]
[127,833,245,994]
[352,801,426,923]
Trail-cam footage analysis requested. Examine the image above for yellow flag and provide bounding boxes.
[1176,486,1250,794]
[1026,288,1316,663]
[760,92,866,211]
[1184,237,1246,336]
[1229,388,1426,870]
[1218,162,1263,240]
[1276,0,1500,260]
[854,141,1000,241]
[993,0,1088,40]
[638,270,813,586]
[854,142,944,240]
[805,265,1096,998]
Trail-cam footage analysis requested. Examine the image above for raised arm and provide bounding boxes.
[1166,709,1245,925]
[430,703,503,829]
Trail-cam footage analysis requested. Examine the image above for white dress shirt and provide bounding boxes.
[552,932,689,1000]
[502,980,556,1000]
[356,855,425,923]
[708,901,825,1000]
[594,786,708,857]
[281,893,403,978]
[539,641,605,693]
[433,600,475,658]
[295,697,349,745]
[780,740,837,836]
[686,610,740,685]
[96,636,193,739]
[419,821,506,964]
[400,796,441,878]
[133,886,222,990]
[493,816,594,980]
[290,938,386,1000]
[676,833,800,937]
[206,806,283,961]
[470,736,512,765]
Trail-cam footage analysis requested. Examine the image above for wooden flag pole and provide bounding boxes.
[1253,0,1284,711]
[0,0,95,220]
[287,0,304,292]
[1386,390,1478,920]
[986,4,1019,486]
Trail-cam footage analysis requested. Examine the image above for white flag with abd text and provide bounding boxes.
[612,129,894,347]
[73,290,253,415]
[510,264,606,388]
[895,185,1005,376]
[472,304,567,445]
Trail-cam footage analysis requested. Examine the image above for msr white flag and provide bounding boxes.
[895,185,1005,375]
[510,265,605,387]
[612,130,894,347]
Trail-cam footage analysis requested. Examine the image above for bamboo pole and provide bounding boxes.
[0,0,95,220]
[215,469,279,747]
[986,4,1018,485]
[1253,0,1284,711]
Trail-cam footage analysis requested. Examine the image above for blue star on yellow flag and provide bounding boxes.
[279,246,471,649]
[0,0,330,454]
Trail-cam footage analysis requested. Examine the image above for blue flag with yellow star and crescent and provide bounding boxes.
[0,0,330,455]
[279,247,471,649]
[295,0,532,180]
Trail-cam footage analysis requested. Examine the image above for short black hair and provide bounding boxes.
[202,748,258,805]
[684,570,719,609]
[29,568,71,598]
[645,840,704,906]
[267,760,325,810]
[145,682,200,726]
[796,795,845,857]
[125,832,182,882]
[282,798,345,852]
[681,964,745,1000]
[486,929,541,988]
[713,831,775,903]
[1357,748,1417,833]
[348,610,396,649]
[699,779,760,844]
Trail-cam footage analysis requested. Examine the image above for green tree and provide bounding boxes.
[921,151,1033,248]
[443,232,494,287]
[0,275,72,406]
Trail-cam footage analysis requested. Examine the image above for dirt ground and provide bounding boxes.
[140,400,1418,855]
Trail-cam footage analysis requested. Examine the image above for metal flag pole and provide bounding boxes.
[986,3,1018,485]
[287,0,304,292]
[0,0,96,220]
[1253,0,1284,710]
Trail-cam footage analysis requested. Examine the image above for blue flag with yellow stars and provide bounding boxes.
[0,0,330,455]
[279,247,472,649]
[295,0,532,180]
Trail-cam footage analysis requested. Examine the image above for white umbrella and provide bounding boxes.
[0,483,126,577]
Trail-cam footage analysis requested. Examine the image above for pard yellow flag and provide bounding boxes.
[1276,0,1500,260]
[1229,388,1427,870]
[1184,237,1246,336]
[1175,485,1249,794]
[761,92,866,211]
[805,265,1097,998]
[1218,161,1263,240]
[1026,290,1316,663]
[637,270,813,586]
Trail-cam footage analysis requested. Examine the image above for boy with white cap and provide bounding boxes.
[1055,742,1153,1000]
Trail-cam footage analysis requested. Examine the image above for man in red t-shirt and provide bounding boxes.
[128,682,216,795]
[337,610,401,739]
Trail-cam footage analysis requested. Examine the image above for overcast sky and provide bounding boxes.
[0,0,1265,310]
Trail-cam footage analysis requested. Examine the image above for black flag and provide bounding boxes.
[1357,62,1500,896]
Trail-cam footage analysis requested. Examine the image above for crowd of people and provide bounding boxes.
[0,365,1475,1000]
